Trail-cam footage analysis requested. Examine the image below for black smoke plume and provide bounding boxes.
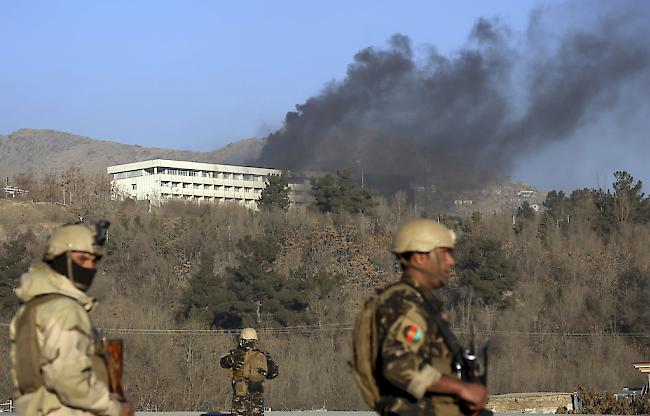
[256,2,650,195]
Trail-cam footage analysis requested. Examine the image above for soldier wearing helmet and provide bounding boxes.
[220,328,279,416]
[9,221,134,416]
[368,219,488,416]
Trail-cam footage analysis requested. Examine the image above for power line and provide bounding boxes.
[0,321,647,338]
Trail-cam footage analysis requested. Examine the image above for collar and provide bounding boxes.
[15,262,96,311]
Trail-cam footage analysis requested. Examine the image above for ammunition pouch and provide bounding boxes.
[235,380,248,396]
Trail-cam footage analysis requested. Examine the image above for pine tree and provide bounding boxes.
[453,236,518,308]
[258,173,291,211]
[180,234,339,329]
[310,169,375,214]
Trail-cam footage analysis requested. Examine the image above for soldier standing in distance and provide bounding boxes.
[220,328,279,416]
[10,222,134,416]
[373,219,488,416]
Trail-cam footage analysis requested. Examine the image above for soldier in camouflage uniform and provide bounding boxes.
[10,222,134,416]
[220,328,279,416]
[374,219,488,416]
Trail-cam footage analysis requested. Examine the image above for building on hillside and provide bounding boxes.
[3,185,29,198]
[107,159,310,209]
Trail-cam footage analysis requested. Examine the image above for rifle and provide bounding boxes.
[430,315,491,416]
[411,284,492,415]
[453,328,491,416]
[102,339,126,401]
[454,327,489,386]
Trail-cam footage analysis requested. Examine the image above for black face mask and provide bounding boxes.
[49,253,97,292]
[239,339,256,350]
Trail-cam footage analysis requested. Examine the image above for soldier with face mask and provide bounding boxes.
[220,328,279,416]
[10,222,134,416]
[354,219,489,416]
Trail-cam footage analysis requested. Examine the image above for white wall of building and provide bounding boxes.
[107,159,285,209]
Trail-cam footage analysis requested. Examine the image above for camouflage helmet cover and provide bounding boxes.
[240,327,258,341]
[391,219,456,254]
[44,224,104,261]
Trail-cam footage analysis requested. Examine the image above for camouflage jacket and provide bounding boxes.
[374,274,462,416]
[10,262,121,416]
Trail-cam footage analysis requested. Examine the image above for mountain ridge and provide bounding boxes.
[0,128,266,179]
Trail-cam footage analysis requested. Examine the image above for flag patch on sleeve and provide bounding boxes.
[404,324,423,344]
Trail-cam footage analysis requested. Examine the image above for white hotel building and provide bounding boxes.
[107,159,307,209]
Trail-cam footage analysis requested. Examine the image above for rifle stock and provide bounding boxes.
[102,339,126,401]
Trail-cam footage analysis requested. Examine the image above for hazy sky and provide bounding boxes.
[2,0,649,190]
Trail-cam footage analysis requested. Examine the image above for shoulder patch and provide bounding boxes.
[390,315,427,353]
[404,324,423,345]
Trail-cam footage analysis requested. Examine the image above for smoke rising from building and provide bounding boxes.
[256,1,650,194]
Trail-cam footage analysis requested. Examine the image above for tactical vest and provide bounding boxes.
[13,293,109,395]
[227,350,268,396]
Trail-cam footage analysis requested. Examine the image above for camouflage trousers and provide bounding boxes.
[231,392,265,416]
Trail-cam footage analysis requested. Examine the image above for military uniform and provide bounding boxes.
[374,273,461,416]
[220,347,279,416]
[10,262,122,416]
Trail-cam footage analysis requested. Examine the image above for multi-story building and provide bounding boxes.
[107,159,306,209]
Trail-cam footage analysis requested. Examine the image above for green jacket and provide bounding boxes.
[10,262,121,416]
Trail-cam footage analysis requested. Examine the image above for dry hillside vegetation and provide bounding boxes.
[0,171,648,411]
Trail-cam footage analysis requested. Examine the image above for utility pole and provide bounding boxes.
[356,159,364,188]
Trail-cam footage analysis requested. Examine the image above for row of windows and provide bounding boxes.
[113,169,271,182]
[159,168,266,181]
[159,194,258,204]
[159,182,260,194]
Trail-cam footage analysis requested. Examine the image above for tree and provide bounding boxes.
[610,170,650,224]
[514,201,536,233]
[258,173,291,211]
[310,169,376,214]
[452,236,517,308]
[180,234,339,329]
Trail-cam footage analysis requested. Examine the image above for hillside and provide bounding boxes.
[0,128,266,179]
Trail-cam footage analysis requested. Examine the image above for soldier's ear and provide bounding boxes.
[409,252,429,266]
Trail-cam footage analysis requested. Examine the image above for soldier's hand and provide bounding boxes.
[458,382,488,410]
[119,402,135,416]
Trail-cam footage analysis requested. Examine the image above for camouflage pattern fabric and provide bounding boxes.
[231,391,265,416]
[374,274,462,416]
[10,262,121,416]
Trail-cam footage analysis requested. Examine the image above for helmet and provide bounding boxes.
[240,328,258,341]
[44,224,104,261]
[391,219,455,254]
